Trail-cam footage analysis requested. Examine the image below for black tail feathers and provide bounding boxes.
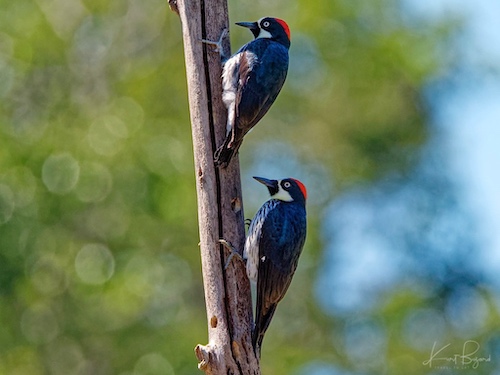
[252,303,278,358]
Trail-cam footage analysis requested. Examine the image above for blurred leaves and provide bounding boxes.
[0,0,478,374]
[0,0,200,373]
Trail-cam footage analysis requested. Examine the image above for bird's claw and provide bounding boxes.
[244,218,252,228]
[201,28,229,60]
[219,239,244,270]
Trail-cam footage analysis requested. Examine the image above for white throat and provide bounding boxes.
[257,29,272,39]
[271,184,293,202]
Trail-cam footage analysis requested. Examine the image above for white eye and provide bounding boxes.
[283,181,291,188]
[262,21,270,28]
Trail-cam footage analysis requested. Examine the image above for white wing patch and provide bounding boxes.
[221,54,240,134]
[243,199,279,283]
[221,51,258,134]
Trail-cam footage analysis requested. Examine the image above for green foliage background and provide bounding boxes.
[1,0,495,374]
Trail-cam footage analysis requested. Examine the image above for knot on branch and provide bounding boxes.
[168,0,179,15]
[194,343,213,371]
[231,197,242,213]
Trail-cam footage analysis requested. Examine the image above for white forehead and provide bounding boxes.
[256,17,272,39]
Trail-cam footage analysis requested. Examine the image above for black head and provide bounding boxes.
[253,176,307,204]
[236,17,291,48]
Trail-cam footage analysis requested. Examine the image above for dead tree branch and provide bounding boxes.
[172,0,260,373]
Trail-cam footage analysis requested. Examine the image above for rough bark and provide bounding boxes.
[172,0,260,374]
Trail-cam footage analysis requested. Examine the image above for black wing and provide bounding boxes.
[234,40,289,138]
[253,203,306,353]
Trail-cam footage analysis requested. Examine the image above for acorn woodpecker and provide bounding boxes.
[204,17,291,167]
[244,176,307,355]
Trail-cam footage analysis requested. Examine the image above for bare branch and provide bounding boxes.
[174,0,260,373]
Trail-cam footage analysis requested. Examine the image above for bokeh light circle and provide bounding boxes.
[0,183,14,224]
[20,304,59,344]
[42,152,80,194]
[134,353,174,375]
[75,162,113,203]
[75,243,115,285]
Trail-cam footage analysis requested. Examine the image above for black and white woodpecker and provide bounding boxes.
[244,176,307,355]
[203,17,291,167]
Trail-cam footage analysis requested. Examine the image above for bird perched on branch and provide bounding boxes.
[203,17,291,167]
[244,176,307,356]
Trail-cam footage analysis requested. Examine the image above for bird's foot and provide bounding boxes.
[201,28,229,61]
[213,143,234,168]
[245,218,252,228]
[219,239,244,269]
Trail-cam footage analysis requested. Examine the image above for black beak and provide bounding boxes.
[253,176,279,196]
[236,21,260,38]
